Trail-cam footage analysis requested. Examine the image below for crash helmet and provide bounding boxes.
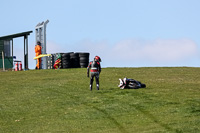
[37,41,41,45]
[94,56,101,62]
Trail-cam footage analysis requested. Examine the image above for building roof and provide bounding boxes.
[0,31,33,40]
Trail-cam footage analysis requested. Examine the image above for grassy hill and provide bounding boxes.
[0,67,199,133]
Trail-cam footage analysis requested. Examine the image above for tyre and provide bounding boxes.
[63,65,71,68]
[78,53,90,68]
[80,62,88,68]
[80,62,88,66]
[70,53,79,58]
[80,57,89,61]
[70,53,80,68]
[79,53,90,57]
[62,52,73,57]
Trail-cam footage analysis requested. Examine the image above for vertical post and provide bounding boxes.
[26,35,28,70]
[43,20,49,69]
[24,35,29,70]
[2,51,5,71]
[24,36,25,70]
[12,39,13,57]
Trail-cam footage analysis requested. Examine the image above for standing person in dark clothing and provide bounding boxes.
[87,56,101,91]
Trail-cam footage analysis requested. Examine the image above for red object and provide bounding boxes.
[53,59,61,69]
[19,62,22,71]
[91,69,98,72]
[15,62,18,71]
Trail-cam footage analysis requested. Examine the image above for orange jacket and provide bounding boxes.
[35,45,42,56]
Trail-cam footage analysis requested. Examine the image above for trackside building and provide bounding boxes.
[0,31,32,70]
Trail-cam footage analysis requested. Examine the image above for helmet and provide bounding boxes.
[37,41,41,45]
[57,53,61,59]
[94,56,101,62]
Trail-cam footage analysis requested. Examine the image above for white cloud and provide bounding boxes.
[110,39,198,62]
[142,39,198,61]
[75,38,199,67]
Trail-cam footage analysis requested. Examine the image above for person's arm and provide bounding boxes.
[99,62,101,74]
[35,45,38,53]
[87,62,91,77]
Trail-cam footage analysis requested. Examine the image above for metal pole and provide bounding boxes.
[12,39,13,57]
[26,35,28,70]
[24,36,26,70]
[43,20,49,69]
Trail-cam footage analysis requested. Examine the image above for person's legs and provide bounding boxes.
[36,58,40,69]
[39,58,41,69]
[95,73,100,90]
[90,73,94,91]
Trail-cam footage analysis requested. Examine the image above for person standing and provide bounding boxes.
[35,41,42,69]
[87,56,101,91]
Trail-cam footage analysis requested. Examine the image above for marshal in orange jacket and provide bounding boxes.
[35,44,42,69]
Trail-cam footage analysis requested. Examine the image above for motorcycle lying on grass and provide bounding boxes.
[118,78,146,89]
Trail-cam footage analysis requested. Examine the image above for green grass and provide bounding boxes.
[0,67,199,133]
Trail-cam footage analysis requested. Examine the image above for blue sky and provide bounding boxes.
[1,0,200,68]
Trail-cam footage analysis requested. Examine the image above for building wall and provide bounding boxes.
[4,40,11,57]
[0,40,3,58]
[0,57,13,69]
[0,40,13,69]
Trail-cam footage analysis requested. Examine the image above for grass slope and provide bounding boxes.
[0,67,199,133]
